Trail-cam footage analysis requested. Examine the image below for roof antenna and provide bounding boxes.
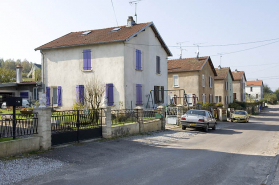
[129,0,142,23]
[193,43,206,58]
[217,53,223,67]
[177,41,189,59]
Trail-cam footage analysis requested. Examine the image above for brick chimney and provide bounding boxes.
[127,16,136,27]
[16,64,23,83]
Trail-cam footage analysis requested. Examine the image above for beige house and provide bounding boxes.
[168,56,217,106]
[232,69,247,102]
[214,66,234,108]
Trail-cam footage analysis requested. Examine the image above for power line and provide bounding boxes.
[230,63,279,67]
[110,0,118,26]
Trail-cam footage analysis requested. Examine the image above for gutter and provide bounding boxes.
[40,51,45,93]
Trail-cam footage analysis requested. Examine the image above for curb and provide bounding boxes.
[264,148,279,185]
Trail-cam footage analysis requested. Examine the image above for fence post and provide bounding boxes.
[102,107,112,138]
[176,104,183,126]
[34,107,52,150]
[134,106,143,133]
[157,105,165,130]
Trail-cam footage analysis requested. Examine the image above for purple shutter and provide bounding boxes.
[83,50,88,70]
[136,49,141,70]
[136,84,142,105]
[76,85,84,105]
[20,92,28,99]
[107,84,114,106]
[58,86,62,106]
[87,50,91,70]
[46,87,50,106]
[138,50,141,70]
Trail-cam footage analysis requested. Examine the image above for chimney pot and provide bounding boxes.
[127,16,136,27]
[218,65,221,69]
[16,64,23,83]
[235,69,238,72]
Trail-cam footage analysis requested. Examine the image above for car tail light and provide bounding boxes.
[181,117,186,120]
[198,119,204,122]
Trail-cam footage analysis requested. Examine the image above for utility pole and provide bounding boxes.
[129,0,141,23]
[177,41,189,59]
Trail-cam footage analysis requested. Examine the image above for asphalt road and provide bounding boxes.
[18,105,279,185]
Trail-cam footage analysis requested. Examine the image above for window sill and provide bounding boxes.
[135,69,143,72]
[82,70,92,72]
[156,73,161,76]
[173,86,180,88]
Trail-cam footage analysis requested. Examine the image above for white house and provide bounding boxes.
[245,80,264,101]
[35,16,172,110]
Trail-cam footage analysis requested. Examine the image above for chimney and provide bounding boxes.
[256,79,258,81]
[127,16,136,27]
[16,64,23,83]
[218,65,221,69]
[235,69,238,72]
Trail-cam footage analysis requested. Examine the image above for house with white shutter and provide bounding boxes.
[35,16,172,110]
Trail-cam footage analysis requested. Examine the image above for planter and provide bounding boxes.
[20,110,33,114]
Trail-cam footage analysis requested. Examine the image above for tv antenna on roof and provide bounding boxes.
[217,53,223,67]
[177,41,189,59]
[129,0,142,23]
[193,42,206,58]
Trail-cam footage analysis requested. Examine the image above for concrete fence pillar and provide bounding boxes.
[135,106,143,133]
[176,104,183,126]
[157,105,165,130]
[34,107,52,150]
[102,106,112,138]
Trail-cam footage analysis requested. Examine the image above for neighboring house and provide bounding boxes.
[214,66,234,108]
[0,65,42,105]
[35,16,172,110]
[168,56,217,106]
[27,64,41,80]
[245,80,264,101]
[232,69,247,102]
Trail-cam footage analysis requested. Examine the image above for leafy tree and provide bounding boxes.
[274,88,279,100]
[263,84,273,96]
[21,59,32,73]
[3,59,16,70]
[264,93,277,104]
[0,68,16,83]
[35,69,42,81]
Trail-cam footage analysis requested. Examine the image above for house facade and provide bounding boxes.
[245,80,264,101]
[168,56,217,106]
[214,66,234,108]
[35,16,172,110]
[232,69,246,102]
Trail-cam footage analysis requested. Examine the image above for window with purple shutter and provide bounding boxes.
[83,49,91,70]
[58,86,62,106]
[106,84,114,106]
[136,49,141,70]
[46,87,50,106]
[136,84,142,105]
[76,85,84,105]
[156,56,160,74]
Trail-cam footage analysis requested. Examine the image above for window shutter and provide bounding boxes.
[107,84,114,106]
[139,50,141,70]
[161,86,164,103]
[136,84,142,105]
[136,49,141,70]
[76,85,84,105]
[154,86,159,104]
[58,86,62,106]
[83,50,88,70]
[202,75,205,87]
[46,87,50,106]
[87,50,91,70]
[156,56,160,74]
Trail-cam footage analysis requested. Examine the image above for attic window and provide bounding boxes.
[82,31,91,35]
[111,27,121,32]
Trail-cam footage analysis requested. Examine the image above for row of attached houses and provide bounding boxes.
[14,16,262,110]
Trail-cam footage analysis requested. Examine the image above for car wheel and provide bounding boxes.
[182,125,186,130]
[204,124,209,132]
[212,123,216,130]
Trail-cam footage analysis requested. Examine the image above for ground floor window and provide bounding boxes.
[33,87,39,100]
[154,86,164,104]
[46,86,62,106]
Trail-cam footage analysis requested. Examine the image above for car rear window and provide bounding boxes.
[186,110,206,116]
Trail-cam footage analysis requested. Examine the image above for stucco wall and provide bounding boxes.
[198,61,215,103]
[214,80,225,103]
[142,119,161,132]
[228,72,233,104]
[111,122,139,137]
[245,85,263,100]
[124,26,168,109]
[233,81,241,101]
[214,72,233,108]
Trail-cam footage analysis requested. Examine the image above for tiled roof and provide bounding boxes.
[35,22,172,56]
[232,71,246,81]
[246,80,263,86]
[168,56,217,76]
[214,67,234,80]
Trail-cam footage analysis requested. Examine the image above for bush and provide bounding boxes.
[216,103,223,108]
[228,102,242,110]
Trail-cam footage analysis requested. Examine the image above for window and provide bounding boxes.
[225,96,228,105]
[173,75,179,87]
[136,49,142,70]
[225,81,228,90]
[215,96,219,103]
[156,56,160,74]
[202,94,206,104]
[106,84,114,106]
[250,87,253,92]
[33,88,39,100]
[233,93,236,100]
[256,94,258,99]
[154,86,164,104]
[202,74,205,87]
[46,86,62,106]
[83,49,91,70]
[219,96,222,103]
[76,85,84,105]
[209,94,213,103]
[136,84,143,105]
[20,92,28,99]
[209,76,212,88]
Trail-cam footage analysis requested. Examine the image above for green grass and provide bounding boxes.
[0,137,16,142]
[0,109,21,115]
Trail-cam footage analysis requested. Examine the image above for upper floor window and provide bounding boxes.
[136,49,142,70]
[173,75,179,87]
[250,87,253,92]
[202,74,205,87]
[156,56,160,74]
[209,76,212,88]
[225,81,228,90]
[83,49,91,70]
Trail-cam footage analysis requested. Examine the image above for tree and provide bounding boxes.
[264,93,277,104]
[35,69,42,81]
[0,68,16,83]
[274,88,279,100]
[84,77,105,110]
[263,84,273,96]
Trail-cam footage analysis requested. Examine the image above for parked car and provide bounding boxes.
[231,110,249,123]
[1,102,7,109]
[181,110,217,132]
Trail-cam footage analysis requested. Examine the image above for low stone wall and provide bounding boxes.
[142,119,161,132]
[0,137,40,158]
[111,123,139,137]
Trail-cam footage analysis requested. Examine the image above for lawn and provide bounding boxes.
[0,137,16,142]
[0,109,21,114]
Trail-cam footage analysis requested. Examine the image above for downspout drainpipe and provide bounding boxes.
[40,50,45,93]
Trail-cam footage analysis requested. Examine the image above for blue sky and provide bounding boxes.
[0,0,278,90]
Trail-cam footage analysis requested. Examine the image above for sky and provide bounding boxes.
[0,0,279,90]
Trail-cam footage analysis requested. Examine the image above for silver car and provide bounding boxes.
[1,102,7,109]
[181,110,217,132]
